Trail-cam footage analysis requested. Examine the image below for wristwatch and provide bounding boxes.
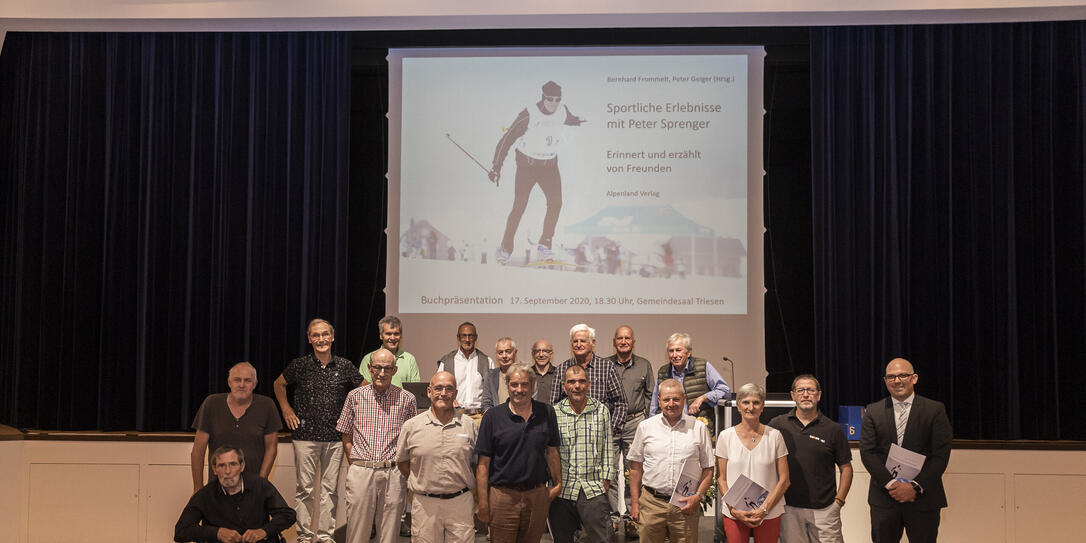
[908,480,924,495]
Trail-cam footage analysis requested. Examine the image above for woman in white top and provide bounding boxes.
[715,383,790,543]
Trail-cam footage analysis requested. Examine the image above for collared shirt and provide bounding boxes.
[336,384,417,462]
[769,409,852,509]
[606,353,655,415]
[396,409,478,494]
[532,364,558,405]
[627,413,713,492]
[893,393,915,443]
[359,348,421,387]
[549,354,629,435]
[475,399,561,487]
[454,349,491,408]
[649,357,731,415]
[282,354,364,442]
[554,397,615,500]
[174,472,296,542]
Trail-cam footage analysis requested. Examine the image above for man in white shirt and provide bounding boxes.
[436,322,494,420]
[627,379,714,542]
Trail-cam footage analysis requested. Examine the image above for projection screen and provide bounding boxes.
[386,46,766,386]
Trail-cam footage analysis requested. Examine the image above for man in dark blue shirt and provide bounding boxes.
[475,362,562,543]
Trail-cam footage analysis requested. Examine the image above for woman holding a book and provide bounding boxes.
[715,383,790,543]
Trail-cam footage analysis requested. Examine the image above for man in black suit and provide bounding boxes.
[860,358,952,543]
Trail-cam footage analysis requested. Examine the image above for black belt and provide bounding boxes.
[419,487,470,500]
[496,482,544,492]
[643,485,671,501]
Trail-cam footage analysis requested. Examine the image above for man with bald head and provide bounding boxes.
[338,348,418,543]
[191,361,282,493]
[860,358,952,543]
[531,339,558,405]
[396,372,479,543]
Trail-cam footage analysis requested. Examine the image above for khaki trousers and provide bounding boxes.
[412,492,475,543]
[637,491,699,543]
[344,463,405,543]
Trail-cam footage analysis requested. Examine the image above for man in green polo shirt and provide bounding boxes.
[360,315,421,386]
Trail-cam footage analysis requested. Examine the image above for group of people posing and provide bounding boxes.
[175,317,952,543]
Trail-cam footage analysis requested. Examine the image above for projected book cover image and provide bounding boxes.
[396,49,758,314]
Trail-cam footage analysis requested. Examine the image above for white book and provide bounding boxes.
[886,442,926,481]
[669,455,704,507]
[722,473,769,511]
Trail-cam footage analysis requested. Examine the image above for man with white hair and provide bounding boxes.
[548,323,628,437]
[649,332,730,436]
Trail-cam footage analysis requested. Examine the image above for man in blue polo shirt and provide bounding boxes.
[475,362,563,543]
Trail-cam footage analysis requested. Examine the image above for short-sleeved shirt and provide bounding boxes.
[396,410,478,494]
[554,398,614,500]
[715,425,789,519]
[549,354,629,435]
[336,384,417,462]
[359,349,421,387]
[475,399,560,487]
[769,409,852,509]
[192,393,282,477]
[282,354,365,442]
[627,413,713,493]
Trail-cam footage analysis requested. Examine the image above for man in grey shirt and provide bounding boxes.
[604,325,655,537]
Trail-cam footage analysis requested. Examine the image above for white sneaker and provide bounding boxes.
[536,244,554,261]
[496,247,511,264]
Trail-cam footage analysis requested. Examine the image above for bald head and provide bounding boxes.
[884,357,918,401]
[428,371,457,413]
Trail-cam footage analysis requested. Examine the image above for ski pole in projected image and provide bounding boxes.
[445,133,499,187]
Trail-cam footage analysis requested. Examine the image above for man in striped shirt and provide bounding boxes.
[549,364,616,543]
[337,348,418,543]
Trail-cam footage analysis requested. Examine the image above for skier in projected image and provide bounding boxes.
[489,80,585,265]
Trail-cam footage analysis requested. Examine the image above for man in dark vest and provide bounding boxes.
[649,332,730,436]
[436,322,494,422]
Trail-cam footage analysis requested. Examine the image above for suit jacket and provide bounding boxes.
[860,394,952,510]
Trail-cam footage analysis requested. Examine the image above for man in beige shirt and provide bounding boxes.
[396,371,479,543]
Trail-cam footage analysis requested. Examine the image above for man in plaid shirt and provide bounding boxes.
[337,348,417,543]
[548,323,628,436]
[549,364,616,543]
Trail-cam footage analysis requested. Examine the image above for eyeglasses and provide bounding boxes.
[793,387,818,395]
[430,385,455,392]
[532,349,552,354]
[884,373,914,382]
[457,333,477,339]
[370,365,396,374]
[543,96,562,102]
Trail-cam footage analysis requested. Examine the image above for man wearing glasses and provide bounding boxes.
[437,322,494,421]
[337,348,418,543]
[768,375,853,543]
[489,80,585,264]
[530,339,558,405]
[396,372,478,543]
[273,319,364,543]
[860,358,952,543]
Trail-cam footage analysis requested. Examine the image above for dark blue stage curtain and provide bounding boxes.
[811,22,1086,440]
[0,32,351,431]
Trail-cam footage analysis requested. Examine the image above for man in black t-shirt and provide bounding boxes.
[768,375,853,543]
